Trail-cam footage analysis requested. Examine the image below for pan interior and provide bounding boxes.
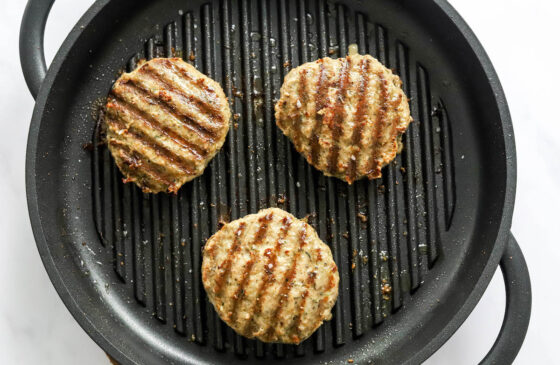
[29,0,509,364]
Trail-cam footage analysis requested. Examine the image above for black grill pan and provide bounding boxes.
[21,0,531,364]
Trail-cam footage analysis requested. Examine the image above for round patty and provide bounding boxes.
[275,54,412,184]
[105,57,230,194]
[202,208,339,344]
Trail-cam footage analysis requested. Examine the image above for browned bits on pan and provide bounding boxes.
[275,54,412,184]
[357,212,368,223]
[382,283,392,300]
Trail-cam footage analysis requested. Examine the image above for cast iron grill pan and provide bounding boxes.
[21,0,531,364]
[93,0,454,358]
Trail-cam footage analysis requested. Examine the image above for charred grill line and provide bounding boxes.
[107,140,175,189]
[291,269,317,343]
[118,79,217,143]
[310,62,328,166]
[326,57,351,174]
[365,71,388,179]
[160,58,219,97]
[228,213,274,324]
[137,66,224,126]
[348,57,371,182]
[106,113,195,175]
[264,224,308,340]
[163,59,219,96]
[229,253,257,320]
[293,69,309,149]
[243,215,293,337]
[108,93,207,159]
[214,222,247,297]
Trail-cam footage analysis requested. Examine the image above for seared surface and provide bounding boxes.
[202,208,339,344]
[275,54,412,184]
[105,57,230,193]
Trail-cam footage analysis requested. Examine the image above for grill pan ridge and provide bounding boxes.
[92,0,455,359]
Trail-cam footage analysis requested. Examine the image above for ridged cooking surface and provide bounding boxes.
[92,0,455,359]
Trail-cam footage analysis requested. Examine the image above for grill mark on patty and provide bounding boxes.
[214,223,247,294]
[292,69,309,149]
[107,139,175,188]
[310,61,328,165]
[116,79,217,143]
[137,65,224,126]
[390,92,404,136]
[115,155,161,192]
[327,271,337,290]
[347,58,371,183]
[160,58,219,98]
[290,270,317,342]
[228,253,256,321]
[107,97,206,160]
[317,268,338,321]
[366,71,389,178]
[242,215,293,336]
[112,149,157,190]
[106,116,194,176]
[265,224,308,339]
[228,212,274,323]
[325,57,352,174]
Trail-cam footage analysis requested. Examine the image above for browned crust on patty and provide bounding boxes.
[275,54,412,184]
[104,57,230,193]
[202,208,339,344]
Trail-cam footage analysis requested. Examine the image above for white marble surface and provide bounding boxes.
[1,0,558,363]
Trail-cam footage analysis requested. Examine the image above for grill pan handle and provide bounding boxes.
[480,234,531,365]
[19,0,55,100]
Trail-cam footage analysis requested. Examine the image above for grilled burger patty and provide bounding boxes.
[105,57,230,193]
[202,208,339,344]
[275,54,412,184]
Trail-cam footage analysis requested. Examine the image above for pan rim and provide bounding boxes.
[403,0,516,363]
[25,0,516,364]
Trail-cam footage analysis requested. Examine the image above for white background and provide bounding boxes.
[1,0,558,363]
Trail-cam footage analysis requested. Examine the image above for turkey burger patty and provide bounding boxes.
[104,57,230,193]
[202,208,339,344]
